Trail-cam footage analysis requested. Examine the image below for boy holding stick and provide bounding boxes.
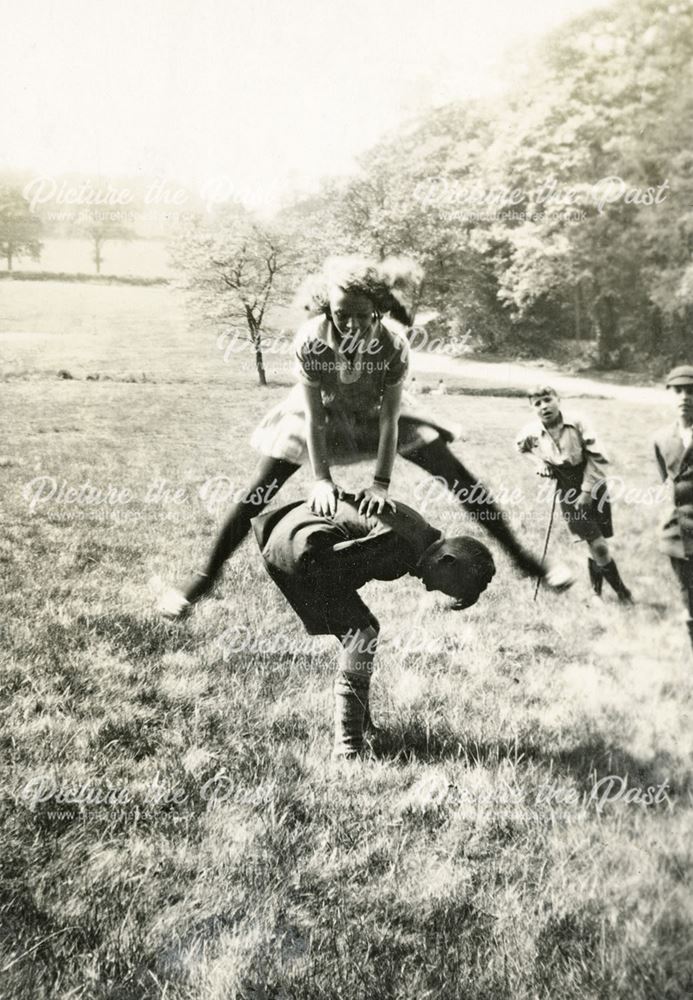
[516,385,633,603]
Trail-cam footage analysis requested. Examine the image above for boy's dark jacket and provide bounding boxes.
[252,494,440,590]
[654,423,693,559]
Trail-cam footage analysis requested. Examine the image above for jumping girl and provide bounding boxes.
[159,256,568,618]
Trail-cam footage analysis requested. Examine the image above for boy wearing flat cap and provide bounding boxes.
[654,366,693,650]
[252,493,495,757]
[516,385,633,603]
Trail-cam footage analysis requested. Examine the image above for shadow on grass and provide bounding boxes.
[367,719,686,797]
[550,737,684,797]
[77,612,201,660]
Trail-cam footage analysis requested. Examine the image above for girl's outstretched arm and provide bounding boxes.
[304,383,340,516]
[358,383,402,516]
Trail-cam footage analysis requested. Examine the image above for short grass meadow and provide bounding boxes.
[1,280,692,999]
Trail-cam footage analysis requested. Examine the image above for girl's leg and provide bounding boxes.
[183,455,300,603]
[333,625,378,758]
[404,437,545,578]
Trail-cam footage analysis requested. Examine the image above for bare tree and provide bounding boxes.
[173,208,302,385]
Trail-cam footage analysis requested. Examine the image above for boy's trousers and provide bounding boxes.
[670,557,693,649]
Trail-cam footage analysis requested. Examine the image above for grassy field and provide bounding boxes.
[6,238,173,280]
[1,280,692,1000]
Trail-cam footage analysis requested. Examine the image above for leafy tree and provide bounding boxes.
[302,0,693,367]
[0,186,42,271]
[81,210,134,274]
[478,0,693,365]
[177,0,693,370]
[297,105,510,346]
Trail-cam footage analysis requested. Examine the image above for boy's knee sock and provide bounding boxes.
[588,558,603,596]
[333,669,371,757]
[601,559,633,603]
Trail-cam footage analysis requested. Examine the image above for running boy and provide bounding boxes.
[516,385,633,603]
[653,366,693,651]
[252,493,495,758]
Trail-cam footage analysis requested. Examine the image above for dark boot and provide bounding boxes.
[588,559,604,597]
[601,559,634,604]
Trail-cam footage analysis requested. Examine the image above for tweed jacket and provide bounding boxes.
[654,422,693,559]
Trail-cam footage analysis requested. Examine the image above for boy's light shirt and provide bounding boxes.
[680,424,693,452]
[516,411,609,493]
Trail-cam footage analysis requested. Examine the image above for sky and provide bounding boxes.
[2,0,608,207]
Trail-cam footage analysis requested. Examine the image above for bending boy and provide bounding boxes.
[252,493,495,757]
[516,385,633,603]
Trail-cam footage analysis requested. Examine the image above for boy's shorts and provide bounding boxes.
[264,564,379,638]
[558,479,613,542]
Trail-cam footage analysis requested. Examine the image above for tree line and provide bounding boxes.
[174,0,693,381]
[3,0,691,376]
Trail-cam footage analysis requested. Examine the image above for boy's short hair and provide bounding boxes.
[435,536,496,608]
[527,384,558,401]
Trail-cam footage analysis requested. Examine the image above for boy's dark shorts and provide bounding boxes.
[559,480,613,542]
[264,564,379,638]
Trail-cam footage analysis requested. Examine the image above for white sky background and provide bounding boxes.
[2,0,608,207]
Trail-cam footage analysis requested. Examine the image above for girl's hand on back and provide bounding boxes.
[357,484,396,518]
[309,480,341,518]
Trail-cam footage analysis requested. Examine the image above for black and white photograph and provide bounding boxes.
[1,0,692,996]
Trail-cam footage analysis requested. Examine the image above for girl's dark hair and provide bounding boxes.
[294,255,423,328]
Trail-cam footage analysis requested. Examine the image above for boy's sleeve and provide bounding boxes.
[578,419,609,492]
[515,423,539,454]
[384,334,410,387]
[654,440,668,482]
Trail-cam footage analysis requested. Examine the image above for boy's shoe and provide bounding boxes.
[542,563,575,592]
[157,588,191,620]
